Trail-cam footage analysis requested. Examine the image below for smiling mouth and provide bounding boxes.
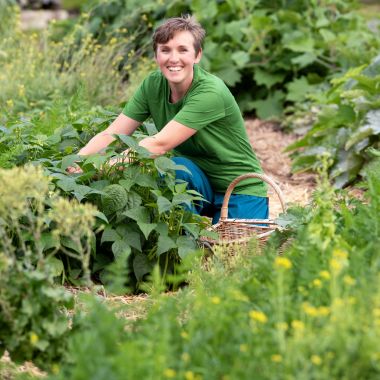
[167,67,183,72]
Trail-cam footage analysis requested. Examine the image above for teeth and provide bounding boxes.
[168,67,182,72]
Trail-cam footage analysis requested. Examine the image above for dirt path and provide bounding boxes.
[246,119,316,218]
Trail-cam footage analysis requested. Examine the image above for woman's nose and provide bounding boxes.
[169,50,179,62]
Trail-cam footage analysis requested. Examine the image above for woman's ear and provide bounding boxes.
[195,48,203,63]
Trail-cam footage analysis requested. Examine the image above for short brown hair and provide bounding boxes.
[152,15,205,55]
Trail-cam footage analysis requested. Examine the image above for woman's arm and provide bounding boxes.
[138,120,196,156]
[78,113,141,156]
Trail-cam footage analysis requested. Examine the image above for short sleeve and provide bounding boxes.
[174,90,225,131]
[122,79,150,123]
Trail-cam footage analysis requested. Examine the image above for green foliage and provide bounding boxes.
[287,54,380,187]
[101,184,128,214]
[48,164,380,380]
[0,6,140,120]
[45,134,209,289]
[0,105,210,289]
[72,0,379,118]
[0,165,97,370]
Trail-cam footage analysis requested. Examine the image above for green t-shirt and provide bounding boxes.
[122,65,267,196]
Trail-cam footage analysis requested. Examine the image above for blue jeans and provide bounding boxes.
[172,157,269,224]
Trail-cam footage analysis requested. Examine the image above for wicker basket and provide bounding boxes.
[199,173,286,252]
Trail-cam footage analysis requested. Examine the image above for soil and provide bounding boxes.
[245,118,316,218]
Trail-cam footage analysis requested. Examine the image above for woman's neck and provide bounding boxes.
[169,73,194,103]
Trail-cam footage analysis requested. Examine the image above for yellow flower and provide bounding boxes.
[373,308,380,318]
[181,353,190,363]
[312,278,322,288]
[274,257,292,270]
[311,355,322,366]
[271,354,282,363]
[110,37,118,45]
[302,303,318,317]
[249,310,268,324]
[332,248,348,260]
[291,320,305,330]
[211,296,221,305]
[163,368,176,378]
[330,258,343,273]
[30,332,39,345]
[181,331,189,340]
[343,275,356,286]
[239,344,248,353]
[319,270,331,280]
[317,306,330,317]
[185,371,196,380]
[6,99,14,108]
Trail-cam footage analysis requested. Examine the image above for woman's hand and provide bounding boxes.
[66,164,83,174]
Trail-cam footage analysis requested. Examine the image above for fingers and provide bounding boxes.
[66,165,83,174]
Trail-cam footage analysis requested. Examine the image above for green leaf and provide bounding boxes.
[319,29,336,43]
[172,193,193,207]
[214,65,242,86]
[123,206,150,223]
[231,51,250,68]
[154,156,177,174]
[250,91,284,119]
[291,52,317,68]
[157,196,172,214]
[137,222,157,239]
[101,226,120,244]
[116,226,142,252]
[286,76,314,102]
[283,31,315,53]
[134,173,159,189]
[254,69,285,89]
[84,154,108,170]
[176,236,197,259]
[61,154,81,170]
[345,110,380,150]
[119,178,135,191]
[56,178,77,192]
[157,235,177,256]
[112,239,132,258]
[133,253,153,282]
[72,185,96,202]
[40,232,60,251]
[114,134,140,151]
[46,257,64,277]
[182,223,201,239]
[126,191,142,209]
[61,237,82,253]
[94,211,108,223]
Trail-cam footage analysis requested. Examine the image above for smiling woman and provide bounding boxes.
[70,15,268,224]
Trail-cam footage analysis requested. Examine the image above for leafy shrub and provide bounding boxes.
[287,54,380,187]
[45,134,210,289]
[0,107,210,288]
[0,165,97,370]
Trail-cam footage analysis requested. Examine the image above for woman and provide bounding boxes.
[69,15,268,224]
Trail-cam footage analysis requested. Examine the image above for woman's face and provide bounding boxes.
[155,30,202,91]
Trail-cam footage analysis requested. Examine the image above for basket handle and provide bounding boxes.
[220,173,286,221]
